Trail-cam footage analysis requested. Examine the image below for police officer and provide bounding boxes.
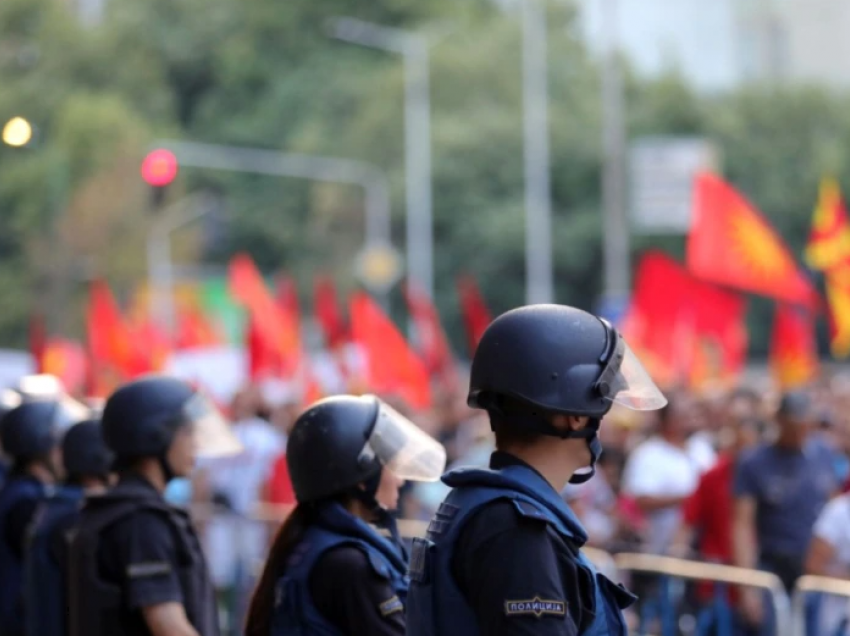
[68,376,242,636]
[245,394,446,636]
[25,419,114,636]
[0,399,79,636]
[406,305,668,636]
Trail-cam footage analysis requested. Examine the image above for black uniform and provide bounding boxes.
[451,452,598,635]
[69,475,219,636]
[310,546,406,635]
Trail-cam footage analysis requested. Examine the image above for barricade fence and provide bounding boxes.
[189,504,850,636]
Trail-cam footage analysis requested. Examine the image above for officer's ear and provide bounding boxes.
[550,414,587,432]
[567,415,588,431]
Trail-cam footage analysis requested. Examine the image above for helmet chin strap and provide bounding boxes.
[490,409,605,484]
[351,469,407,559]
[567,418,603,484]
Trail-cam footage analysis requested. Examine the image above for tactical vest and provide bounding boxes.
[24,485,84,636]
[272,502,409,636]
[68,480,219,636]
[0,477,48,636]
[406,464,636,636]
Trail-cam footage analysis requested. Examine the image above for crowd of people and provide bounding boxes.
[4,338,850,635]
[182,372,850,634]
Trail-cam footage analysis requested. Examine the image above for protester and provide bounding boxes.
[733,391,840,628]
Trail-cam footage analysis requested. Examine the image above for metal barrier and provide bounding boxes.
[197,504,850,636]
[793,575,850,636]
[614,553,793,636]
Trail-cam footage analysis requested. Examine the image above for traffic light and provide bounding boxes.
[141,148,178,210]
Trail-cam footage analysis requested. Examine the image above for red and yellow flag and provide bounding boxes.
[805,178,850,271]
[805,178,850,357]
[770,304,819,389]
[687,173,817,308]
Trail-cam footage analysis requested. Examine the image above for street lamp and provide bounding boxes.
[2,117,33,148]
[600,0,630,300]
[328,17,435,300]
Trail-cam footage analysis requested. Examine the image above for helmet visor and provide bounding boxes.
[358,400,446,482]
[182,393,243,458]
[600,337,668,411]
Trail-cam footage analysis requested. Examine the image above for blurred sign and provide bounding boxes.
[629,136,721,234]
[355,242,403,293]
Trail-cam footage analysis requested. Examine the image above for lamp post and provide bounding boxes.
[520,0,554,305]
[600,0,630,300]
[328,17,435,300]
[146,192,217,336]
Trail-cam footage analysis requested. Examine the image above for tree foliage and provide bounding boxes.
[1,0,849,355]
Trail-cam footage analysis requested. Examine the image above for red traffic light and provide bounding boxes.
[141,149,178,187]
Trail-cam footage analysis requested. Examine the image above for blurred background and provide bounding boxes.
[5,0,850,634]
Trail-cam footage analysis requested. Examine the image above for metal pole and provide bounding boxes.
[521,0,554,305]
[601,0,630,298]
[152,140,393,250]
[404,39,434,300]
[147,193,215,336]
[327,18,434,300]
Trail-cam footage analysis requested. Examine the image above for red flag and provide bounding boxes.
[29,314,47,373]
[314,275,348,349]
[228,254,301,377]
[349,291,430,410]
[770,304,819,389]
[403,280,458,390]
[687,173,818,307]
[276,275,300,320]
[128,318,171,374]
[42,338,88,395]
[87,280,136,377]
[175,306,221,350]
[625,251,748,388]
[456,275,492,356]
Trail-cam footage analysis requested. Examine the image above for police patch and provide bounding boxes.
[126,561,172,578]
[504,597,567,618]
[379,596,403,617]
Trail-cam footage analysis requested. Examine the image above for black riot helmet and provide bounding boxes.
[287,394,446,505]
[469,304,666,418]
[469,305,667,482]
[62,420,113,482]
[0,400,80,464]
[102,376,241,475]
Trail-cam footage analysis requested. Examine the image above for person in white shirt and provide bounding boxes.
[195,384,285,629]
[806,492,850,635]
[622,393,714,554]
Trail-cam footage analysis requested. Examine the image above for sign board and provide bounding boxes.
[354,242,403,293]
[629,136,721,234]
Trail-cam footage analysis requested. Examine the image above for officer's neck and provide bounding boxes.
[131,459,168,493]
[25,462,56,485]
[504,443,589,492]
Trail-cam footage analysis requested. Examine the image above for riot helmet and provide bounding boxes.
[287,394,446,505]
[102,375,241,479]
[0,399,81,474]
[468,304,666,483]
[62,420,113,483]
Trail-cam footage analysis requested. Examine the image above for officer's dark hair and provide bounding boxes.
[486,394,548,449]
[245,496,352,636]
